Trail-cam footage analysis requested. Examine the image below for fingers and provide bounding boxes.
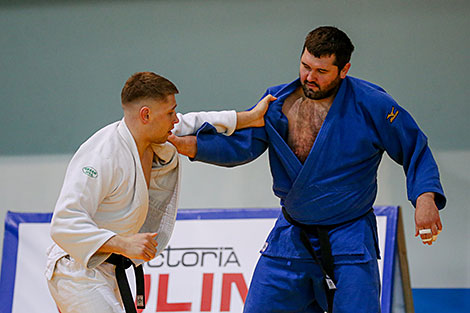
[125,232,160,261]
[143,246,156,261]
[255,94,277,112]
[416,213,443,245]
[167,135,197,158]
[144,240,156,254]
[264,94,277,102]
[140,243,156,261]
[167,134,181,148]
[414,198,442,246]
[260,94,277,107]
[417,225,442,245]
[144,233,158,259]
[167,134,180,147]
[167,134,176,142]
[260,94,276,102]
[418,228,432,242]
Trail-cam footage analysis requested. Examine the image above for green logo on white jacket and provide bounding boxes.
[82,166,98,178]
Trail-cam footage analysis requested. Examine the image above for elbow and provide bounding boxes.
[50,220,60,244]
[49,214,65,246]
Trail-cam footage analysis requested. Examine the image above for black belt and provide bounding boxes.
[105,254,145,313]
[281,208,373,313]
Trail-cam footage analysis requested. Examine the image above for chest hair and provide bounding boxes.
[282,94,332,164]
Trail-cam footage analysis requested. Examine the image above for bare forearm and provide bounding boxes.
[236,110,260,129]
[97,232,158,261]
[97,235,126,255]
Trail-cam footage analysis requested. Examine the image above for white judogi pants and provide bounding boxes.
[47,256,125,313]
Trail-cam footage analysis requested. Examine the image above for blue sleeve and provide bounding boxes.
[192,91,271,167]
[367,91,446,209]
[193,125,268,167]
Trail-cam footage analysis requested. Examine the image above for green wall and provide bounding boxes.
[1,0,469,155]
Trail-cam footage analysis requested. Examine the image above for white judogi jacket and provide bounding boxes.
[45,110,236,280]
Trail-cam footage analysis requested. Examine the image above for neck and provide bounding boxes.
[124,116,150,160]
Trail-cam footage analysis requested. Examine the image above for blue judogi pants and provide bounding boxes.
[243,246,381,312]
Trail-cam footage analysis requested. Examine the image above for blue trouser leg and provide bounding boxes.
[243,256,325,313]
[244,213,382,313]
[243,254,380,313]
[332,247,381,312]
[243,223,381,313]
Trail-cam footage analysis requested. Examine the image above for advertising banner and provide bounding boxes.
[0,207,401,313]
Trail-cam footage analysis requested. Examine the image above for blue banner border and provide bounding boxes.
[374,206,398,313]
[1,211,53,313]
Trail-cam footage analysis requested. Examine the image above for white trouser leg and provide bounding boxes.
[47,256,125,313]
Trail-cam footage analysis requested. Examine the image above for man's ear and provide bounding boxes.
[139,106,150,124]
[340,63,351,79]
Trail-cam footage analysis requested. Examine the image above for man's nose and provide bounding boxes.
[173,114,179,124]
[306,71,317,82]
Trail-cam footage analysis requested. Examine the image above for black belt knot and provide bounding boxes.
[105,254,145,313]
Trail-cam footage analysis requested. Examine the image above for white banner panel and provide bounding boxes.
[138,218,277,312]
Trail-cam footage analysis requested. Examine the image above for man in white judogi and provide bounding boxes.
[45,71,275,313]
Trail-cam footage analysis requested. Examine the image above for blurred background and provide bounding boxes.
[1,0,469,311]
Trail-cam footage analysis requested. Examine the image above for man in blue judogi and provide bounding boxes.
[169,26,445,313]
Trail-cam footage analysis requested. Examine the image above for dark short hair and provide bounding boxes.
[121,72,179,105]
[302,26,355,70]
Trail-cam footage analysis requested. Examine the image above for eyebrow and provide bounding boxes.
[302,62,328,71]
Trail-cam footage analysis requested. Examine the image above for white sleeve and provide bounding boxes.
[172,110,237,136]
[50,146,117,269]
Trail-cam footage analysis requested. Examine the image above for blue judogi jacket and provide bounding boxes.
[194,76,446,260]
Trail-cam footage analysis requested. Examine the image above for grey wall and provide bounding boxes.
[1,0,469,154]
[1,0,469,289]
